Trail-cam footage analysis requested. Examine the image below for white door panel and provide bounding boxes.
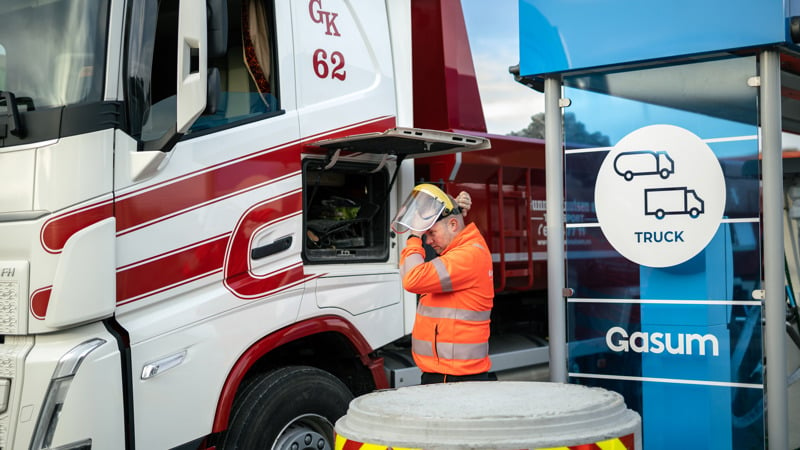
[315,272,400,316]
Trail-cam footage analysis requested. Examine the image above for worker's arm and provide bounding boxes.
[400,238,478,294]
[400,235,426,282]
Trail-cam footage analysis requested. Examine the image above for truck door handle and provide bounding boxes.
[251,236,293,260]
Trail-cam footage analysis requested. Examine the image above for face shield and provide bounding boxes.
[391,184,457,234]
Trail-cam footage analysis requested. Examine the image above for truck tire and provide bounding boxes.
[218,366,353,450]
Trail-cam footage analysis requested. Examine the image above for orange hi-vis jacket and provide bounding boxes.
[400,222,494,376]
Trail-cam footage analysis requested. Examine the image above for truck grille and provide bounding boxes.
[0,261,28,335]
[0,280,20,334]
[0,336,32,448]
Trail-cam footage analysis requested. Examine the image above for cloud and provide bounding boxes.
[472,49,545,135]
[462,0,544,135]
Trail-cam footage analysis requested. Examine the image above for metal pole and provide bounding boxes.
[545,75,567,383]
[761,48,788,450]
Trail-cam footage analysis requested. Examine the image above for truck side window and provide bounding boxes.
[126,0,177,143]
[125,0,279,143]
[190,0,279,133]
[303,160,390,264]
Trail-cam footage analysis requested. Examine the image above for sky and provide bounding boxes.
[460,1,800,149]
[461,1,544,136]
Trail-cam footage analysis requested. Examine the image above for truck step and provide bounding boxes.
[381,334,549,388]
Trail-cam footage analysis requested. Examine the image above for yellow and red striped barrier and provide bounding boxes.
[335,432,636,450]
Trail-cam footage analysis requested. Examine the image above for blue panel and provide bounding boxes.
[519,0,787,77]
[563,56,764,449]
[640,227,735,450]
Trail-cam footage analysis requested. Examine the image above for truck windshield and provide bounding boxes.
[0,0,108,110]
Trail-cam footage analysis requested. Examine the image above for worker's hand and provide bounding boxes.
[455,191,472,217]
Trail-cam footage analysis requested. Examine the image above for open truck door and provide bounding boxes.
[311,127,490,158]
[308,127,491,250]
[303,127,490,261]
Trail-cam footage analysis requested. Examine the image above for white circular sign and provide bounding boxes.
[595,125,726,268]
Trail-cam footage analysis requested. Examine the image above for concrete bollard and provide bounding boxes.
[335,381,641,449]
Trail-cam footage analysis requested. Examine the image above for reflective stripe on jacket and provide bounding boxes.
[400,222,494,376]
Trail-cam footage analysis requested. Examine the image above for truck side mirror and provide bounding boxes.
[207,0,228,59]
[206,67,221,115]
[205,0,226,116]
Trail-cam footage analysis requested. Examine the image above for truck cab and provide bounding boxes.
[0,1,493,448]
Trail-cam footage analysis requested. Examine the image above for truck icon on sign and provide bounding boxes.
[614,150,674,181]
[644,187,704,219]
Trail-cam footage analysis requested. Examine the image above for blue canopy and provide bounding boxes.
[519,0,796,78]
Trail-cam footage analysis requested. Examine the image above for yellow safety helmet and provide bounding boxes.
[391,183,460,234]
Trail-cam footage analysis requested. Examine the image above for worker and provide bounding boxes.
[392,184,494,384]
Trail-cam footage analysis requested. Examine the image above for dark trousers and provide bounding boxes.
[420,371,494,385]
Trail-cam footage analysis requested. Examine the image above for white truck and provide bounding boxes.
[0,1,550,449]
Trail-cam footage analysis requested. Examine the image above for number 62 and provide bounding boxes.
[313,49,346,81]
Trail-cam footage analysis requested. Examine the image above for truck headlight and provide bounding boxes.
[30,338,105,450]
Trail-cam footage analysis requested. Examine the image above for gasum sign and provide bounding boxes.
[595,125,726,268]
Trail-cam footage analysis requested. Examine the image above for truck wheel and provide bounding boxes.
[689,208,701,218]
[655,209,665,219]
[218,366,353,450]
[624,171,634,181]
[659,169,671,179]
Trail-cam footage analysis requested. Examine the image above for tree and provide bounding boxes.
[509,112,611,147]
[509,112,545,139]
